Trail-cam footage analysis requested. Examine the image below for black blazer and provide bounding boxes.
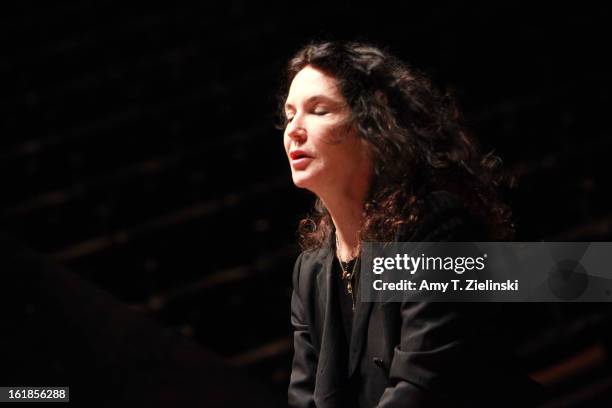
[288,191,544,407]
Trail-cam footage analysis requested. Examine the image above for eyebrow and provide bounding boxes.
[284,94,340,111]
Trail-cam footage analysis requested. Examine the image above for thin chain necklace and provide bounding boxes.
[335,235,359,310]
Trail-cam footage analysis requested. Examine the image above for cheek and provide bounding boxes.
[324,119,352,142]
[319,137,360,170]
[283,133,290,154]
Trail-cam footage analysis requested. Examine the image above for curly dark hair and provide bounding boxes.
[277,41,514,250]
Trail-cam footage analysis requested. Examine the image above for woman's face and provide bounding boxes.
[283,65,372,196]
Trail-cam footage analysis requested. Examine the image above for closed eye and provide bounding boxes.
[312,105,330,115]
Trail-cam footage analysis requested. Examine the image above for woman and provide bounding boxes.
[280,41,542,407]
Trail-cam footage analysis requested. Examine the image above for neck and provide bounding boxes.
[320,186,368,262]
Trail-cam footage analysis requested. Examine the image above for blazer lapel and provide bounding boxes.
[314,239,351,403]
[348,225,405,378]
[348,257,374,377]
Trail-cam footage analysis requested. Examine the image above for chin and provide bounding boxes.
[291,172,318,191]
[292,175,311,189]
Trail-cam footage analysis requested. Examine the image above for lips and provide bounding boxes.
[289,150,314,170]
[289,150,312,160]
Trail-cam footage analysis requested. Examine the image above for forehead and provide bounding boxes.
[285,66,343,106]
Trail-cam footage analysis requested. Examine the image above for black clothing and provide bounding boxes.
[336,257,358,344]
[288,191,544,407]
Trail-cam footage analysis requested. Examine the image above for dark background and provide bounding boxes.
[2,2,612,406]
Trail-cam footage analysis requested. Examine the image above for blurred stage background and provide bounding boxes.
[1,2,612,406]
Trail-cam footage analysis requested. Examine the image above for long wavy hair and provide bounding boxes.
[277,41,514,250]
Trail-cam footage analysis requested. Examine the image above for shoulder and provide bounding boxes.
[291,245,331,295]
[398,190,488,242]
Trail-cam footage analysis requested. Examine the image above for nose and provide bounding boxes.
[285,115,307,143]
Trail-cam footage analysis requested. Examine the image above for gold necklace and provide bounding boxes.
[335,235,359,310]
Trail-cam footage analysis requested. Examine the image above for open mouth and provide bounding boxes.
[290,151,311,160]
[290,151,313,170]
